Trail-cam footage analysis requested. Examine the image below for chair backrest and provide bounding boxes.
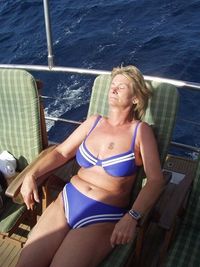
[0,69,48,171]
[181,158,200,229]
[164,157,200,267]
[88,74,179,166]
[88,74,179,267]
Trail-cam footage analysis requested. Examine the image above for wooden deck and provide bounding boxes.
[0,224,29,267]
[0,239,21,267]
[0,154,198,267]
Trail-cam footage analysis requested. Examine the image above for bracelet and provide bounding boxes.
[128,209,142,221]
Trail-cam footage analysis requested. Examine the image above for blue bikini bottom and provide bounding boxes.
[62,182,127,229]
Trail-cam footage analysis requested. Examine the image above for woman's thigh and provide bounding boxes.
[50,222,115,267]
[16,193,70,267]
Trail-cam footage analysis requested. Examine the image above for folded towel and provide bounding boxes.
[0,151,16,178]
[0,151,17,169]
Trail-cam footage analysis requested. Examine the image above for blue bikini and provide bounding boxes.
[63,183,127,229]
[62,116,141,229]
[76,116,140,177]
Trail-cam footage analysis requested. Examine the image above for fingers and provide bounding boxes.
[29,195,35,211]
[33,187,40,203]
[110,216,137,247]
[23,190,40,210]
[111,231,123,247]
[110,230,133,247]
[22,190,39,210]
[110,230,118,248]
[23,194,34,210]
[20,175,40,210]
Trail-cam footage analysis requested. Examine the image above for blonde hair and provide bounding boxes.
[111,65,152,120]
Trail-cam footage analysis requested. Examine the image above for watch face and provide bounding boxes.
[129,209,141,220]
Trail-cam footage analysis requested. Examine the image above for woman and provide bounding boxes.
[17,65,164,267]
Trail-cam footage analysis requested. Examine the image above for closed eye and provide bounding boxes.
[110,83,128,90]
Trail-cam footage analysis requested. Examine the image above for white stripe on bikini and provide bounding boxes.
[74,216,124,229]
[80,143,135,166]
[102,153,135,167]
[63,186,69,222]
[79,143,97,165]
[73,213,124,229]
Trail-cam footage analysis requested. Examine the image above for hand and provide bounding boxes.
[20,174,40,210]
[110,213,137,248]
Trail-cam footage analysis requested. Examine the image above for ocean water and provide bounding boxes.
[0,0,200,153]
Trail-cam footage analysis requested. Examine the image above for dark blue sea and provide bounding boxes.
[0,0,200,156]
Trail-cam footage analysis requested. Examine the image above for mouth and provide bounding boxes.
[109,95,118,100]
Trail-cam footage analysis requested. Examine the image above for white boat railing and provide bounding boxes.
[0,63,200,90]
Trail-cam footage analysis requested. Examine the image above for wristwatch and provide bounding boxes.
[128,209,142,221]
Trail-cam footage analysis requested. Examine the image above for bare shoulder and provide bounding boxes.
[139,121,152,131]
[85,114,100,123]
[83,114,101,131]
[55,114,101,156]
[136,121,157,148]
[138,121,154,137]
[72,114,103,138]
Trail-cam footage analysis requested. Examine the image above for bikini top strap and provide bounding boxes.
[86,115,102,137]
[131,122,141,150]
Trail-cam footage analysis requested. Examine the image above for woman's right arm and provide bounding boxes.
[20,115,98,209]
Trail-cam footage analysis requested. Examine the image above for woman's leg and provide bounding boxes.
[50,222,115,267]
[16,193,70,267]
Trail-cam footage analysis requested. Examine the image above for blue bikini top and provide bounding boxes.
[76,116,140,177]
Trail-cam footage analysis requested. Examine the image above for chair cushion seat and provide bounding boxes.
[0,198,26,233]
[164,162,200,267]
[99,241,135,267]
[165,223,200,267]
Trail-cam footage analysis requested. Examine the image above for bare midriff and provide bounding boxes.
[70,165,137,208]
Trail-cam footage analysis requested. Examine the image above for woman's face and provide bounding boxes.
[108,74,137,107]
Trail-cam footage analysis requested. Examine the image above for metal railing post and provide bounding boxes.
[43,0,54,69]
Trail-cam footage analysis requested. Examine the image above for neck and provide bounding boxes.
[108,107,133,126]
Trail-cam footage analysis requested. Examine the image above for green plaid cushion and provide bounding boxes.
[143,81,179,165]
[99,242,135,267]
[88,75,179,267]
[0,69,44,234]
[164,160,200,267]
[165,224,200,267]
[87,74,111,118]
[0,69,43,171]
[181,160,200,229]
[0,198,26,233]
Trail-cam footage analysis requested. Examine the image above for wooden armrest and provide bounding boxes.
[158,172,194,230]
[5,145,56,198]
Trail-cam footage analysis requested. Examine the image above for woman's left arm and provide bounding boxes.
[110,122,164,247]
[130,122,165,214]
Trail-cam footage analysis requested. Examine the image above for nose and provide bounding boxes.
[110,85,118,94]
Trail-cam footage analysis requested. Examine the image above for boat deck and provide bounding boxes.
[0,224,29,267]
[0,239,21,267]
[0,154,198,267]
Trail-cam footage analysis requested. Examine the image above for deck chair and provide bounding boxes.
[162,157,200,267]
[0,68,48,245]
